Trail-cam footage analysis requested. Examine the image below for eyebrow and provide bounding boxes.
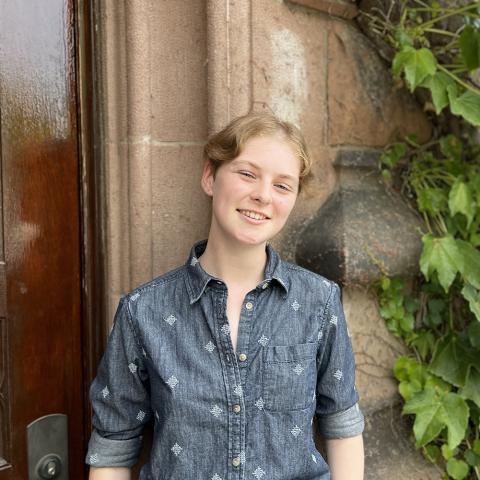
[232,159,299,182]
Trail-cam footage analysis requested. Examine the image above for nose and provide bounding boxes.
[251,180,272,205]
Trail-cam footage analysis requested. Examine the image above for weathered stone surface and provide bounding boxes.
[295,148,424,286]
[343,286,406,412]
[327,20,431,146]
[364,405,441,479]
[289,0,359,19]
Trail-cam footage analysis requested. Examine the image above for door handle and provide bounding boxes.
[27,414,68,480]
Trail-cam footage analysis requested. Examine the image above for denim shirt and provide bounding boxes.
[86,239,364,479]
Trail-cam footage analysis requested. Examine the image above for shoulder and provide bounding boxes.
[122,264,188,313]
[282,259,339,298]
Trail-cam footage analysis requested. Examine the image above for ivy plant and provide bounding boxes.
[360,1,480,478]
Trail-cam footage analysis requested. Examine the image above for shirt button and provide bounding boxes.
[262,282,269,289]
[245,302,254,310]
[233,404,241,413]
[232,457,241,467]
[238,353,247,362]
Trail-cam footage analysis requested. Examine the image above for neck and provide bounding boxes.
[199,236,267,290]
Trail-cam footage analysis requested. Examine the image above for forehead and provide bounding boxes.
[233,135,301,175]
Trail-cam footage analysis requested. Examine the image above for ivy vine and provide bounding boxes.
[360,1,480,479]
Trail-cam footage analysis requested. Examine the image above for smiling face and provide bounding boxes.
[201,134,301,248]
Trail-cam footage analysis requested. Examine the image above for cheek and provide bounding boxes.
[276,196,297,216]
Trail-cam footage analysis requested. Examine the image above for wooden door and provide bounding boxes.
[0,0,86,478]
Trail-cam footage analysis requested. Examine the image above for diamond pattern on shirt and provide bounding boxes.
[330,314,338,326]
[240,450,246,464]
[258,335,269,346]
[292,363,304,375]
[136,410,146,421]
[89,453,99,464]
[205,341,216,352]
[233,385,243,396]
[167,375,179,389]
[165,314,177,326]
[220,324,230,335]
[291,300,300,311]
[210,404,222,417]
[171,443,182,456]
[255,397,265,410]
[253,467,265,479]
[190,256,199,266]
[128,362,137,374]
[101,386,110,398]
[333,369,343,381]
[291,425,302,437]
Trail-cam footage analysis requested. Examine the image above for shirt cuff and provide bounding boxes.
[316,402,364,439]
[85,429,143,468]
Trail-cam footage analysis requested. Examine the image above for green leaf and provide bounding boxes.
[381,143,407,169]
[420,235,463,292]
[459,24,480,71]
[440,134,463,162]
[395,27,414,48]
[462,284,480,322]
[449,180,475,228]
[460,366,480,408]
[393,46,437,92]
[465,449,480,467]
[410,331,436,360]
[424,444,441,463]
[467,321,480,349]
[456,240,480,289]
[399,380,423,401]
[430,336,480,387]
[417,188,448,215]
[442,443,455,460]
[474,439,480,455]
[448,85,480,126]
[403,389,469,449]
[425,298,446,327]
[446,458,470,480]
[423,72,456,114]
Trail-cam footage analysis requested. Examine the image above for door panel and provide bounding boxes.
[0,0,84,478]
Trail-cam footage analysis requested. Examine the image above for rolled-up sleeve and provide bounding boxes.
[315,282,364,439]
[86,296,152,467]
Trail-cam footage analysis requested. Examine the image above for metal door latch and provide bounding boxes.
[27,414,68,480]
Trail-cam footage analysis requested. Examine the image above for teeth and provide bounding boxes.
[240,210,267,220]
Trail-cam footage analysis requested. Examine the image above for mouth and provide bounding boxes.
[237,209,270,221]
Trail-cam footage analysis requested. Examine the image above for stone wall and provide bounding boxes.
[95,1,439,477]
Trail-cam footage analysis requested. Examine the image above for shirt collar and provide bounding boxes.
[185,239,289,304]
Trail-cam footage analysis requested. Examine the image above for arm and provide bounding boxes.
[325,434,364,480]
[89,467,131,480]
[86,297,151,470]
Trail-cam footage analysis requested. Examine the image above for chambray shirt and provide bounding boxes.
[86,239,364,479]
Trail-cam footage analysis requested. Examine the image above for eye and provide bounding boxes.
[275,183,292,192]
[239,170,255,179]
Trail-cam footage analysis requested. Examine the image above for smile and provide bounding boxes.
[237,209,270,220]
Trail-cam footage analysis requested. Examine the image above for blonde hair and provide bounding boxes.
[203,111,312,192]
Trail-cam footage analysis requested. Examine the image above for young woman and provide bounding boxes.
[87,111,365,479]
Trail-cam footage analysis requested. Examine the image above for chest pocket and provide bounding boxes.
[262,342,318,411]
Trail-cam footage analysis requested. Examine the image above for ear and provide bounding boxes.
[200,160,215,197]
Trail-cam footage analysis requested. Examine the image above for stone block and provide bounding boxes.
[149,0,208,142]
[327,20,431,146]
[252,0,328,145]
[151,143,210,276]
[364,405,441,479]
